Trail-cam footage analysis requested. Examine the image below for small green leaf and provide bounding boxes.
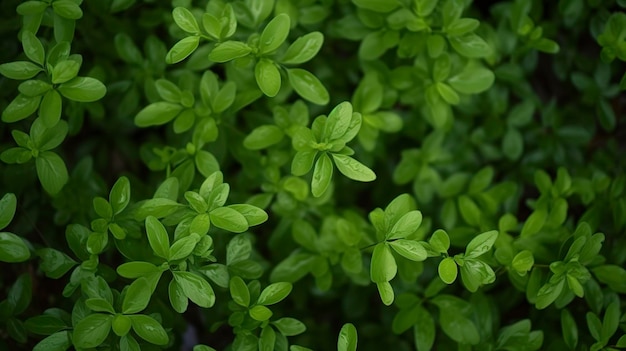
[51,60,80,84]
[174,271,215,308]
[73,313,112,348]
[117,261,158,278]
[228,204,268,226]
[449,33,492,58]
[22,31,45,66]
[465,230,498,258]
[561,309,578,349]
[32,331,71,351]
[110,176,131,215]
[332,154,376,182]
[209,41,251,63]
[39,90,63,127]
[0,61,42,80]
[521,208,547,237]
[52,0,83,19]
[255,59,281,97]
[259,14,290,54]
[58,77,106,102]
[36,152,68,194]
[287,68,329,105]
[413,306,436,351]
[273,317,306,336]
[0,193,17,231]
[377,281,395,305]
[429,229,450,253]
[166,36,200,64]
[448,64,495,94]
[388,210,422,239]
[512,250,534,274]
[112,314,132,337]
[338,323,358,351]
[2,94,42,123]
[259,326,276,351]
[122,277,151,314]
[311,153,333,197]
[438,257,457,284]
[281,32,324,64]
[0,232,30,263]
[168,279,188,313]
[389,239,427,261]
[135,102,183,127]
[169,234,199,261]
[249,305,273,321]
[229,276,250,307]
[258,282,292,305]
[145,216,170,259]
[172,7,200,33]
[292,150,317,176]
[244,125,284,150]
[502,128,524,160]
[129,314,168,345]
[371,243,397,283]
[210,206,249,233]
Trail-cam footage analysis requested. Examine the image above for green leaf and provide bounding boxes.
[255,59,281,97]
[2,94,42,123]
[166,36,200,64]
[244,125,284,150]
[438,257,457,284]
[332,154,376,182]
[249,305,273,321]
[114,33,143,64]
[7,273,32,315]
[592,265,626,293]
[448,64,495,94]
[85,297,116,314]
[32,331,72,351]
[429,229,450,254]
[36,152,68,194]
[311,153,333,197]
[122,277,151,314]
[0,61,42,80]
[377,281,395,305]
[112,314,132,337]
[324,101,353,140]
[535,278,565,309]
[561,309,578,349]
[0,232,29,263]
[135,102,183,127]
[145,216,170,259]
[168,279,188,313]
[273,317,306,336]
[51,60,80,84]
[413,306,436,351]
[281,32,324,64]
[52,0,83,19]
[209,41,252,63]
[18,79,52,97]
[465,230,498,258]
[388,210,422,239]
[39,90,63,127]
[0,193,17,231]
[129,314,168,345]
[521,208,547,237]
[259,326,276,351]
[37,248,76,278]
[259,14,290,54]
[460,259,495,292]
[291,126,316,151]
[446,18,480,37]
[439,308,480,345]
[512,250,534,274]
[22,31,45,66]
[287,68,329,105]
[172,7,200,33]
[338,323,358,351]
[58,77,106,102]
[229,276,250,307]
[292,150,317,176]
[110,176,131,215]
[31,118,68,151]
[117,261,159,278]
[169,234,199,261]
[25,314,66,335]
[502,128,523,160]
[371,243,397,283]
[449,33,492,58]
[352,0,400,13]
[228,204,268,226]
[173,271,215,308]
[389,239,427,261]
[601,301,620,342]
[258,282,293,305]
[210,206,249,233]
[270,252,316,283]
[73,313,112,348]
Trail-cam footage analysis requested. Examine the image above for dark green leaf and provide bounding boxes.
[37,248,76,278]
[1,94,41,122]
[72,313,112,348]
[145,216,170,259]
[122,277,151,314]
[0,61,42,80]
[174,271,215,308]
[0,193,17,231]
[311,153,333,197]
[230,276,250,307]
[32,331,72,351]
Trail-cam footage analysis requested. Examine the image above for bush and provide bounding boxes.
[1,0,626,350]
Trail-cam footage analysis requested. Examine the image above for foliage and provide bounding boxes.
[1,0,625,350]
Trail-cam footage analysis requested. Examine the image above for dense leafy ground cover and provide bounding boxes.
[1,0,626,350]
